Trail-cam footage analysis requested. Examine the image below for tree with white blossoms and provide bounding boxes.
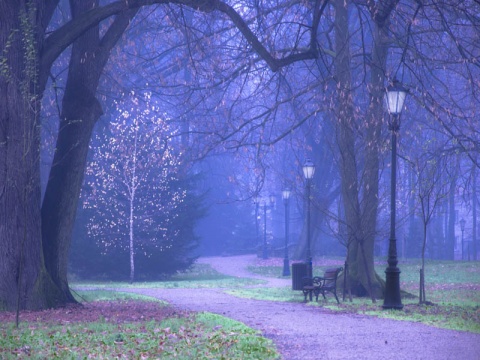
[84,91,184,283]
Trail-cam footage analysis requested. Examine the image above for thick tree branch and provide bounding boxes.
[41,0,330,78]
[215,0,330,71]
[41,1,183,77]
[96,9,139,75]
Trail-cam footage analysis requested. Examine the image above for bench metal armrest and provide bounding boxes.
[312,276,324,288]
[303,276,323,287]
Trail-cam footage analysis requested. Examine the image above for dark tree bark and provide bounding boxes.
[333,0,372,298]
[41,0,137,302]
[0,0,63,311]
[1,0,158,311]
[333,0,395,299]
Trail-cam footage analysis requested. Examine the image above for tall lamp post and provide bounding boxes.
[303,159,315,278]
[282,189,291,276]
[460,218,466,261]
[383,78,407,310]
[262,195,275,259]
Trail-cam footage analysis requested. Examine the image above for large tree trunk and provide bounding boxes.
[333,0,392,299]
[357,3,390,299]
[41,79,102,302]
[333,0,371,297]
[1,0,133,310]
[41,0,136,301]
[0,1,64,311]
[41,4,103,301]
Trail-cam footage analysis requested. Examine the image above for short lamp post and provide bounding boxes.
[460,218,466,261]
[262,195,275,259]
[383,78,407,310]
[282,189,291,276]
[303,159,315,278]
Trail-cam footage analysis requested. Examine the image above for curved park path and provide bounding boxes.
[117,255,479,360]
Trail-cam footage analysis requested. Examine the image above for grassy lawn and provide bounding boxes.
[0,291,279,359]
[3,257,476,358]
[233,258,480,333]
[71,263,265,289]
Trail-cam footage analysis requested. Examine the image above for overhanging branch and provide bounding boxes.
[41,0,331,77]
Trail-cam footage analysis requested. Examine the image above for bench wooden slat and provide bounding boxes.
[302,267,343,303]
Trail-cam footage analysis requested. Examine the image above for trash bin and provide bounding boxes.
[291,262,308,290]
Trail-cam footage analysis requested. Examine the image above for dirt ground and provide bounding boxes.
[119,255,480,360]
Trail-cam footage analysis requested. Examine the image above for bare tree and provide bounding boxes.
[2,0,479,310]
[413,151,449,304]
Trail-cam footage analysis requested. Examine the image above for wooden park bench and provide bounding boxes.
[302,267,343,303]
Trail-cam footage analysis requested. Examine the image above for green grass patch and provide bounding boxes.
[0,286,279,359]
[0,313,279,359]
[72,289,162,303]
[322,297,480,333]
[72,263,266,290]
[246,265,289,278]
[235,259,480,333]
[172,263,232,280]
[399,260,480,285]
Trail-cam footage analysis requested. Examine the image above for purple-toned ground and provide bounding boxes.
[5,255,477,359]
[120,255,480,360]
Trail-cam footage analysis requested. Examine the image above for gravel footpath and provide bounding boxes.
[116,255,480,360]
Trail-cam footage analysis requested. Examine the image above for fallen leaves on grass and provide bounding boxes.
[0,300,179,325]
[0,303,279,359]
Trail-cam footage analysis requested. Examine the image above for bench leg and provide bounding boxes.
[303,289,314,302]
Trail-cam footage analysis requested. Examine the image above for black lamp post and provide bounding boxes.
[383,78,407,310]
[262,195,275,259]
[303,159,315,278]
[282,189,291,276]
[460,218,466,261]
